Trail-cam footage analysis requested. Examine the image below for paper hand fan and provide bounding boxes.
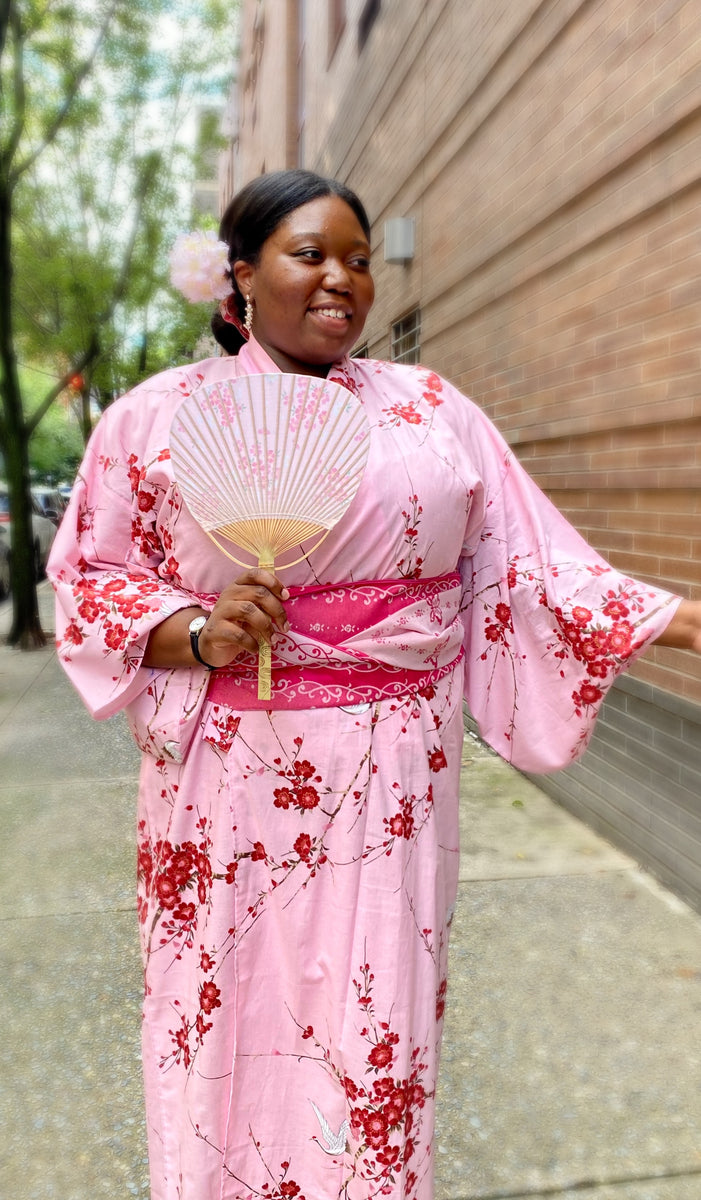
[169,372,371,699]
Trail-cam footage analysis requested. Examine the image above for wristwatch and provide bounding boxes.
[188,614,216,669]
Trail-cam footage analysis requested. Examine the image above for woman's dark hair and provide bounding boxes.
[211,169,371,354]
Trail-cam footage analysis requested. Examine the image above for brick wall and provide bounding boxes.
[232,0,701,905]
[236,0,299,182]
[529,677,701,909]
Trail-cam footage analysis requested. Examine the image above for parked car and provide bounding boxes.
[31,486,67,527]
[0,483,56,580]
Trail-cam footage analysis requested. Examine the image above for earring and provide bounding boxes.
[245,295,253,334]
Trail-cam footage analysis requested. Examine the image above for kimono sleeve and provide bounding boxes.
[47,398,210,757]
[458,400,680,773]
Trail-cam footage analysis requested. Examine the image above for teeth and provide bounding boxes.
[314,308,349,319]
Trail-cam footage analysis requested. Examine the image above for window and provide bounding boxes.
[390,310,421,365]
[351,343,368,358]
[358,0,380,51]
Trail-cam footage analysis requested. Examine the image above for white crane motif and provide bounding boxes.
[309,1099,350,1156]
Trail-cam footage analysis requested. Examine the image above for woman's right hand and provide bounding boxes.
[142,568,290,670]
[197,568,290,667]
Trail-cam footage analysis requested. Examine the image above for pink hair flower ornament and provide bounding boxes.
[169,231,231,303]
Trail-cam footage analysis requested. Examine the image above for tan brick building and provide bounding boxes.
[228,0,701,906]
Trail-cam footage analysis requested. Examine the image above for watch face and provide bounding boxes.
[189,615,208,635]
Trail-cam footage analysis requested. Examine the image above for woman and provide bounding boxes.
[49,169,701,1200]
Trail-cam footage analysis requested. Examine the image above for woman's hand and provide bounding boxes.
[653,599,701,655]
[197,569,290,667]
[143,569,290,670]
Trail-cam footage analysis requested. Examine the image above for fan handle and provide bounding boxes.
[256,553,274,700]
[204,528,339,702]
[205,529,335,703]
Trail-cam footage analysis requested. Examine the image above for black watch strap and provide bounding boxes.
[189,616,217,670]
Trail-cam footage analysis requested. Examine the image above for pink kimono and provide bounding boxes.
[49,338,678,1200]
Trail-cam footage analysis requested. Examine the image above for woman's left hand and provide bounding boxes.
[654,599,701,654]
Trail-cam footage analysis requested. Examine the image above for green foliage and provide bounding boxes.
[5,0,238,408]
[29,402,84,482]
[17,366,82,482]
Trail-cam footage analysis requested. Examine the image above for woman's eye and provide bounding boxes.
[296,248,322,260]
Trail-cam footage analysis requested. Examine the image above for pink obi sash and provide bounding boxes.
[207,573,465,710]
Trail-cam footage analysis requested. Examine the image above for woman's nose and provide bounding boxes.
[322,259,352,290]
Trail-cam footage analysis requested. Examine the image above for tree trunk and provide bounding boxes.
[80,381,92,445]
[0,175,46,648]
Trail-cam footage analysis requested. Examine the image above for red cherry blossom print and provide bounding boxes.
[155,872,179,910]
[603,598,630,619]
[104,622,129,651]
[137,489,157,513]
[77,597,105,623]
[578,681,604,706]
[64,620,83,645]
[368,1041,393,1069]
[297,785,320,810]
[273,787,294,809]
[608,622,633,655]
[199,981,221,1014]
[361,1108,389,1148]
[294,833,312,862]
[428,746,447,772]
[495,602,512,626]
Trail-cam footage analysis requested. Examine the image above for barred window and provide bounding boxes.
[390,309,421,364]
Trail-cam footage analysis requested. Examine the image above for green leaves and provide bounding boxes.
[4,0,238,411]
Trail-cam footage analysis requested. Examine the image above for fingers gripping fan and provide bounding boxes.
[169,372,371,699]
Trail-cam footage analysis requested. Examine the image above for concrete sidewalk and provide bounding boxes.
[1,583,700,1200]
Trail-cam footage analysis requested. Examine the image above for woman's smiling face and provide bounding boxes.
[233,194,375,377]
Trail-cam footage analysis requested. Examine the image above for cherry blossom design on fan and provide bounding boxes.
[169,373,370,572]
[169,372,371,698]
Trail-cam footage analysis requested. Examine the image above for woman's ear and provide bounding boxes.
[232,259,254,298]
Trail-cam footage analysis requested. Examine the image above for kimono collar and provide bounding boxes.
[235,335,354,385]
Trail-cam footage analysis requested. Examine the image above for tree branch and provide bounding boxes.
[25,334,101,437]
[10,0,121,183]
[103,151,161,317]
[0,3,26,173]
[0,0,12,67]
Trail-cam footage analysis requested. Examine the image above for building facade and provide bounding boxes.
[228,0,701,908]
